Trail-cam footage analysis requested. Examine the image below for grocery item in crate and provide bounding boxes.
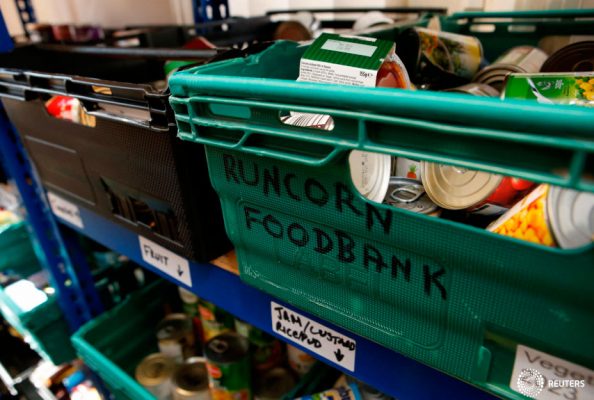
[0,210,19,226]
[295,384,362,400]
[234,318,283,372]
[157,314,196,362]
[136,353,176,400]
[473,46,548,91]
[345,377,393,400]
[179,287,204,351]
[541,41,594,73]
[352,12,394,32]
[503,72,594,106]
[199,299,235,342]
[384,177,440,217]
[394,157,422,180]
[172,359,210,400]
[444,82,500,97]
[397,27,483,89]
[488,184,594,249]
[274,12,319,42]
[421,162,535,214]
[205,332,251,400]
[287,344,316,377]
[254,367,296,400]
[298,33,411,89]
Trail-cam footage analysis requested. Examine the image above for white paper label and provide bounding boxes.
[321,39,377,57]
[139,236,191,287]
[298,59,377,87]
[271,302,356,371]
[47,192,83,228]
[510,344,594,400]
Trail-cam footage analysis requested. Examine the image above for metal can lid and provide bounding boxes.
[547,186,594,249]
[349,150,391,203]
[179,287,199,305]
[135,353,175,387]
[173,361,209,395]
[205,332,250,363]
[421,162,503,210]
[445,83,500,97]
[157,313,192,341]
[255,368,297,400]
[385,177,439,215]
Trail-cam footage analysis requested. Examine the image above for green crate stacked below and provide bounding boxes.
[0,221,76,365]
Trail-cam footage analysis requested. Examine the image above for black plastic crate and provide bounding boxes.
[0,45,230,262]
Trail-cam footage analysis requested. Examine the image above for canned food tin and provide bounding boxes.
[384,177,440,216]
[254,368,297,400]
[352,11,393,32]
[287,344,316,377]
[349,151,392,203]
[421,162,534,211]
[503,72,594,106]
[398,27,483,89]
[444,82,500,97]
[488,184,594,248]
[136,353,175,400]
[172,360,210,400]
[199,300,235,342]
[157,314,195,363]
[205,332,251,400]
[541,41,594,73]
[473,46,548,91]
[234,319,283,372]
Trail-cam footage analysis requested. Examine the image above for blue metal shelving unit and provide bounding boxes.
[192,0,229,23]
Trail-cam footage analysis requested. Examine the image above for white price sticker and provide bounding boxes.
[271,302,356,371]
[47,192,83,228]
[510,344,594,400]
[139,236,191,287]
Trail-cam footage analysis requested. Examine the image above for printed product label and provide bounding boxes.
[139,236,191,286]
[47,192,84,228]
[298,59,377,87]
[504,73,594,106]
[271,302,356,371]
[510,344,594,399]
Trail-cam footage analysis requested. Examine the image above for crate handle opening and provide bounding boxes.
[279,111,335,131]
[469,24,496,33]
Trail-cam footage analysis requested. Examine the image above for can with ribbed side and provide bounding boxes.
[473,46,548,91]
[136,353,176,400]
[444,82,500,97]
[205,332,251,400]
[172,359,211,400]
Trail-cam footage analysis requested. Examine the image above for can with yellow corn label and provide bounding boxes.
[487,184,594,249]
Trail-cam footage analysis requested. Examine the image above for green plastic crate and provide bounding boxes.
[71,282,166,400]
[0,222,75,364]
[169,10,594,399]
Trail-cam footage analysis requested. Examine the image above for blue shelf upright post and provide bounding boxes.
[13,0,37,38]
[193,0,229,23]
[0,8,13,53]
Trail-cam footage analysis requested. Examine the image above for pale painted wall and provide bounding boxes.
[2,0,593,36]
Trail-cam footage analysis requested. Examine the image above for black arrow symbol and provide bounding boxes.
[334,349,344,362]
[177,265,183,277]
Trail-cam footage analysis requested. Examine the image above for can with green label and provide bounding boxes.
[205,332,251,400]
[503,72,594,106]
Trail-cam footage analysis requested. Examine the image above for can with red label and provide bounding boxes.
[205,332,251,400]
[487,184,594,248]
[421,162,534,213]
[199,300,235,342]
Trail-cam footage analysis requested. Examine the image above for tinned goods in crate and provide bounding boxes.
[234,319,283,372]
[397,27,483,89]
[172,359,210,400]
[254,367,296,400]
[179,287,204,347]
[393,157,422,180]
[473,46,548,91]
[541,41,594,72]
[287,345,316,377]
[488,184,594,249]
[295,384,362,400]
[136,353,176,400]
[205,332,251,400]
[199,300,235,342]
[503,72,594,105]
[444,82,500,97]
[384,177,440,217]
[157,314,196,363]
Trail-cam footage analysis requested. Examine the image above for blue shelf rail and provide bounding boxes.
[52,200,499,400]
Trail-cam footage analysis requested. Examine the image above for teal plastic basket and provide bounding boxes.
[169,10,594,399]
[0,222,75,364]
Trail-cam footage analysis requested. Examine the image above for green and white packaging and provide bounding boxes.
[503,72,594,106]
